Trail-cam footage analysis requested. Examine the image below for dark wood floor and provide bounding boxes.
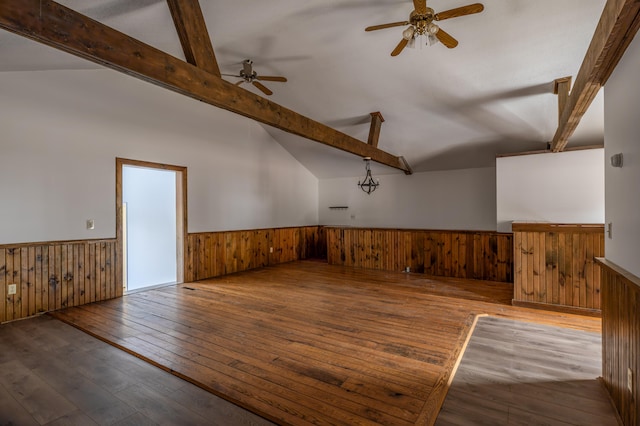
[44,261,605,425]
[0,314,274,425]
[436,316,618,425]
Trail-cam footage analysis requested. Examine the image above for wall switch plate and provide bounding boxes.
[86,219,95,230]
[628,368,633,392]
[607,222,613,239]
[8,284,17,295]
[269,247,273,253]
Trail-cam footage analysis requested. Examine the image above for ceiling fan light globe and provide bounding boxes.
[402,26,415,40]
[427,23,439,35]
[427,34,439,46]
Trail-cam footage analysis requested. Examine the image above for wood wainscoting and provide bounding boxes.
[598,258,640,426]
[0,240,120,323]
[325,227,513,283]
[512,223,604,314]
[185,226,326,282]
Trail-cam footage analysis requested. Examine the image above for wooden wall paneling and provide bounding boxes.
[186,234,195,283]
[475,233,484,280]
[100,242,108,302]
[76,244,84,306]
[0,248,5,323]
[20,247,29,318]
[513,224,604,312]
[526,232,534,300]
[60,244,69,309]
[323,228,513,282]
[8,248,17,320]
[513,231,522,301]
[28,246,36,316]
[34,246,42,314]
[89,243,97,303]
[585,233,594,309]
[533,232,542,303]
[595,233,603,309]
[571,233,580,308]
[212,233,222,278]
[558,232,567,306]
[240,231,250,271]
[497,234,505,283]
[451,233,460,277]
[546,232,558,305]
[599,258,640,425]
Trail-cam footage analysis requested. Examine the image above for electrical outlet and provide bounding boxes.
[7,284,17,295]
[628,368,633,392]
[269,247,273,253]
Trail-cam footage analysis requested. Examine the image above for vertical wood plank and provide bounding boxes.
[34,246,43,314]
[513,231,522,301]
[5,248,16,321]
[20,247,29,319]
[79,244,87,305]
[564,233,574,307]
[549,232,559,305]
[585,233,594,309]
[28,246,36,316]
[0,248,5,323]
[60,244,69,308]
[572,233,581,308]
[558,233,566,306]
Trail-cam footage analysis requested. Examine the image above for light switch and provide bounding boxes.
[86,219,95,230]
[8,284,16,295]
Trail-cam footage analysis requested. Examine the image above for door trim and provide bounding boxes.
[116,158,188,292]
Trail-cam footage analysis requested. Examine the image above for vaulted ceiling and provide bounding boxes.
[0,0,608,177]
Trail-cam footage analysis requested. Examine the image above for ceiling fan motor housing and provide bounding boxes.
[410,7,435,35]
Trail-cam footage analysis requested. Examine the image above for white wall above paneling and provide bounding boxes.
[496,149,605,232]
[604,32,640,278]
[319,167,497,231]
[0,69,318,244]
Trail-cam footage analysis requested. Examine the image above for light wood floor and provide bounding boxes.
[436,316,618,425]
[42,260,607,425]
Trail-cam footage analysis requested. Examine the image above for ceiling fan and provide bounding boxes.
[222,59,287,96]
[365,0,484,56]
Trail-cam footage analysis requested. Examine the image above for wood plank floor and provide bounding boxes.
[0,314,274,425]
[47,260,605,425]
[436,316,619,426]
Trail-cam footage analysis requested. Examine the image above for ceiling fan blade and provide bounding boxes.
[257,76,288,82]
[365,21,410,31]
[391,38,409,56]
[235,80,244,86]
[253,81,273,96]
[435,3,484,21]
[413,0,427,14]
[435,27,458,48]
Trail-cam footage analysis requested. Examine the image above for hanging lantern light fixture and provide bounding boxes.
[357,157,380,194]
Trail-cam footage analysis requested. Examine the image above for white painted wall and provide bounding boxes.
[319,167,497,231]
[496,149,605,232]
[0,69,318,244]
[603,32,640,277]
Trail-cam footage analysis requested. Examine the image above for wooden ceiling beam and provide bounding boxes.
[553,76,572,123]
[0,0,412,174]
[166,0,220,77]
[367,111,385,148]
[550,0,640,152]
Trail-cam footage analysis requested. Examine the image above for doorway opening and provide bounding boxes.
[116,158,187,293]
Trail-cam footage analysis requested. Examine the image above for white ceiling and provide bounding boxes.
[0,0,607,177]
